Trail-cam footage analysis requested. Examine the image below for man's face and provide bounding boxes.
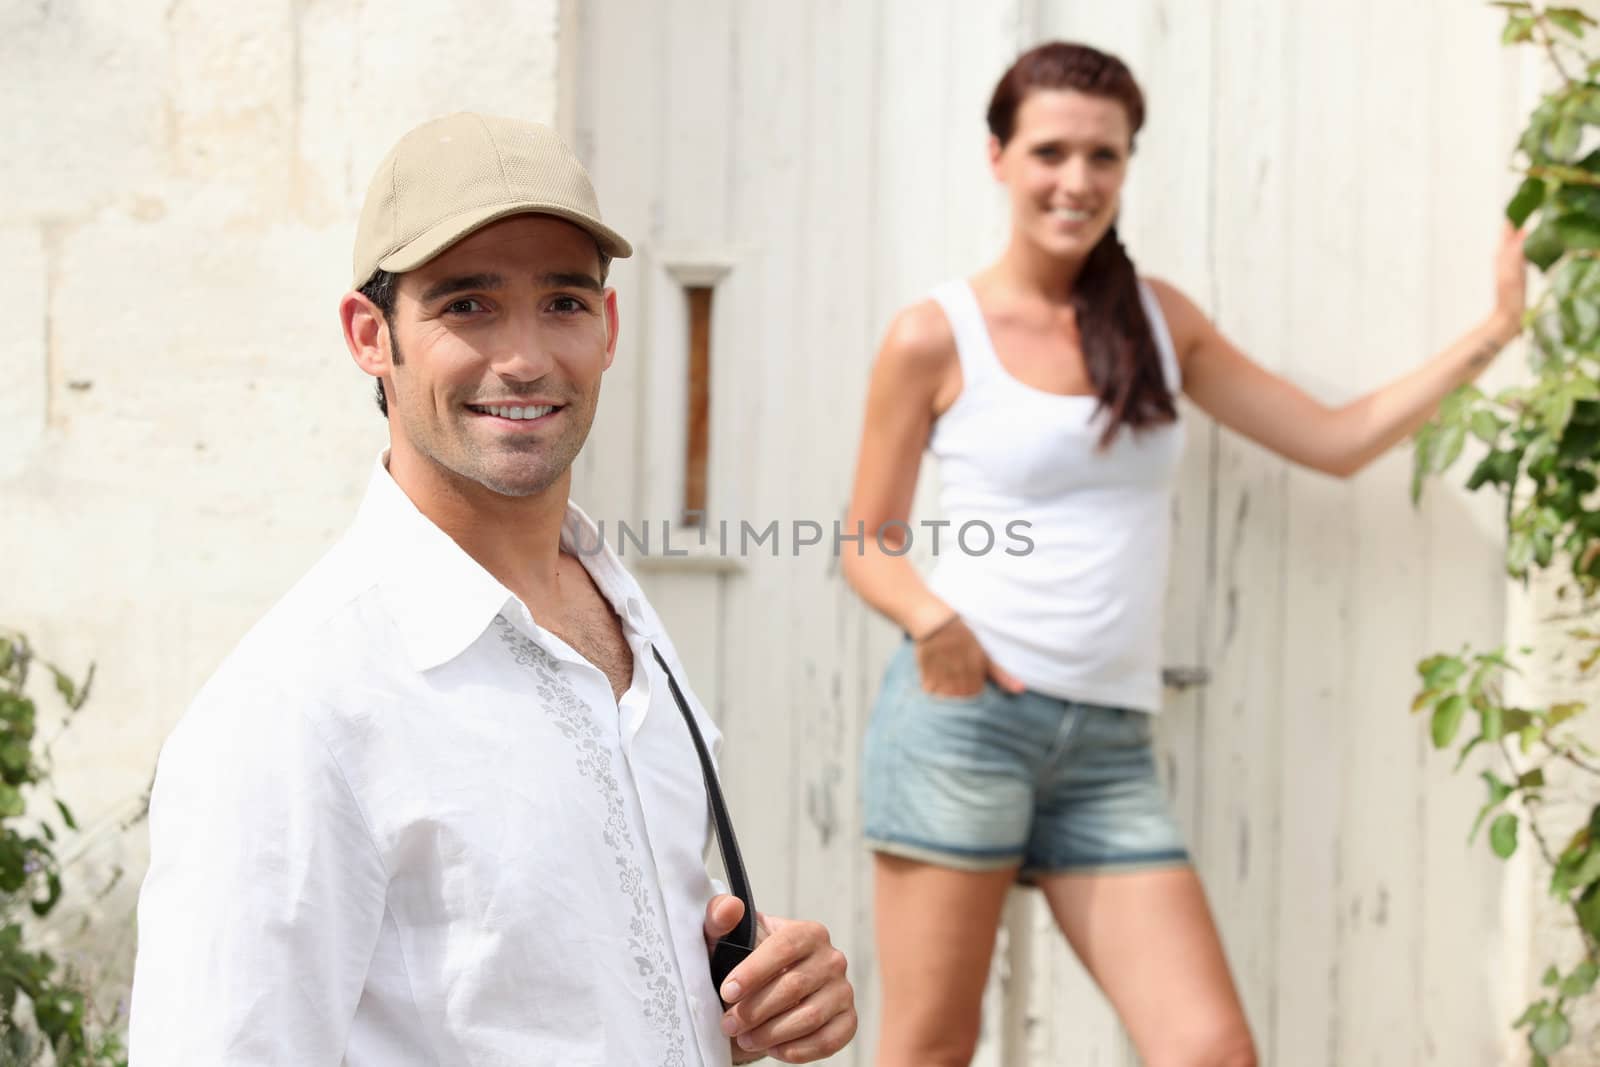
[367,215,618,500]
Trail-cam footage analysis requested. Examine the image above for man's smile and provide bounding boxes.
[465,402,563,424]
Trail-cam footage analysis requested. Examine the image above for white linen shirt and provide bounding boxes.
[129,460,734,1067]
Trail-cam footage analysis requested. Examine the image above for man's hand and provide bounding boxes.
[702,895,857,1064]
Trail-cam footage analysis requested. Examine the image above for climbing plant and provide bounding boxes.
[0,631,125,1066]
[1411,4,1600,1062]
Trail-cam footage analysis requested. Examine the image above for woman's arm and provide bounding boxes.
[842,302,1027,697]
[1158,224,1527,478]
[841,301,960,640]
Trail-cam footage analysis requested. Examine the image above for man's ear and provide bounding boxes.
[602,288,620,372]
[341,291,392,380]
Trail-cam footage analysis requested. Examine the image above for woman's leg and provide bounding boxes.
[1021,702,1254,1066]
[872,853,1018,1067]
[1033,866,1256,1067]
[862,643,1053,1064]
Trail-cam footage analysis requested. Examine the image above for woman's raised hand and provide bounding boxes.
[1493,221,1528,342]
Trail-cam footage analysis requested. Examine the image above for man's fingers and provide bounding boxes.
[716,914,855,1062]
[766,1007,859,1064]
[719,917,819,1003]
[730,972,850,1048]
[739,991,857,1062]
[703,894,746,942]
[722,956,827,1034]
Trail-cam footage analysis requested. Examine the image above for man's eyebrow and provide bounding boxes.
[418,273,505,304]
[541,271,604,293]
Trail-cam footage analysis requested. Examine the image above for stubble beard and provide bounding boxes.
[429,393,597,500]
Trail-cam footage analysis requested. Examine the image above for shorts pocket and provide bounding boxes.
[917,682,990,706]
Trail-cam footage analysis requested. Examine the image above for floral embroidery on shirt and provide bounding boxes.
[494,616,689,1067]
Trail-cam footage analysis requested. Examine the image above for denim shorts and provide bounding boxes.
[862,640,1188,879]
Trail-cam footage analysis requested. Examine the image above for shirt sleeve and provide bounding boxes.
[128,675,388,1066]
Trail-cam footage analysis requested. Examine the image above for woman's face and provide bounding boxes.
[990,88,1132,262]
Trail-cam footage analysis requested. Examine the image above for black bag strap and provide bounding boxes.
[650,646,759,964]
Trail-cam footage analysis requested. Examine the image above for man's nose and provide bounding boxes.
[490,318,555,381]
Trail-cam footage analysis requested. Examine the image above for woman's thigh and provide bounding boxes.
[872,854,1017,1067]
[1034,866,1256,1066]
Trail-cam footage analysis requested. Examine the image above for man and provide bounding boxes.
[128,113,857,1066]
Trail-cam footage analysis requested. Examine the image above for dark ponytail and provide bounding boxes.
[1073,224,1174,445]
[988,42,1177,445]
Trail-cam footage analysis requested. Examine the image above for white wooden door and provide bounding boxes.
[570,1,1525,1062]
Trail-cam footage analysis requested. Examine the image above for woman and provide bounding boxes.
[841,41,1525,1067]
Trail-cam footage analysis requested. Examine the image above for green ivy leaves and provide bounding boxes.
[0,631,123,1066]
[1491,812,1522,858]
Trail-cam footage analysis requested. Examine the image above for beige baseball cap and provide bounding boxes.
[351,112,632,289]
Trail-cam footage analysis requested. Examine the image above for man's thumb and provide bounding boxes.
[704,894,745,938]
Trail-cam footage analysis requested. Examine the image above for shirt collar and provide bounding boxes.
[357,456,659,673]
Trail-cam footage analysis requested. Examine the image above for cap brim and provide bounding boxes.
[372,200,633,282]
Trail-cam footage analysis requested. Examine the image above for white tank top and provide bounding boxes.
[923,279,1184,713]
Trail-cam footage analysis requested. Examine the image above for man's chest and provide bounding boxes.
[540,559,635,699]
[320,624,727,1064]
[348,635,712,927]
[547,609,633,700]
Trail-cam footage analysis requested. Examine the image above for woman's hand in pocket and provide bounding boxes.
[912,615,1026,698]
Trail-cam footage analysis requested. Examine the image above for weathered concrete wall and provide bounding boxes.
[0,0,563,1003]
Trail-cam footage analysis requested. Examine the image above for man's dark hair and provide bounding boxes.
[358,270,400,417]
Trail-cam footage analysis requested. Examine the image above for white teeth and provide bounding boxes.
[480,404,555,420]
[1052,207,1093,222]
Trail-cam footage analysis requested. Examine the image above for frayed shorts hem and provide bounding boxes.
[1018,849,1191,883]
[865,835,1023,873]
[867,836,1192,880]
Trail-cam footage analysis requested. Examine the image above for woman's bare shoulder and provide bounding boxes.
[878,298,958,376]
[1141,275,1210,357]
